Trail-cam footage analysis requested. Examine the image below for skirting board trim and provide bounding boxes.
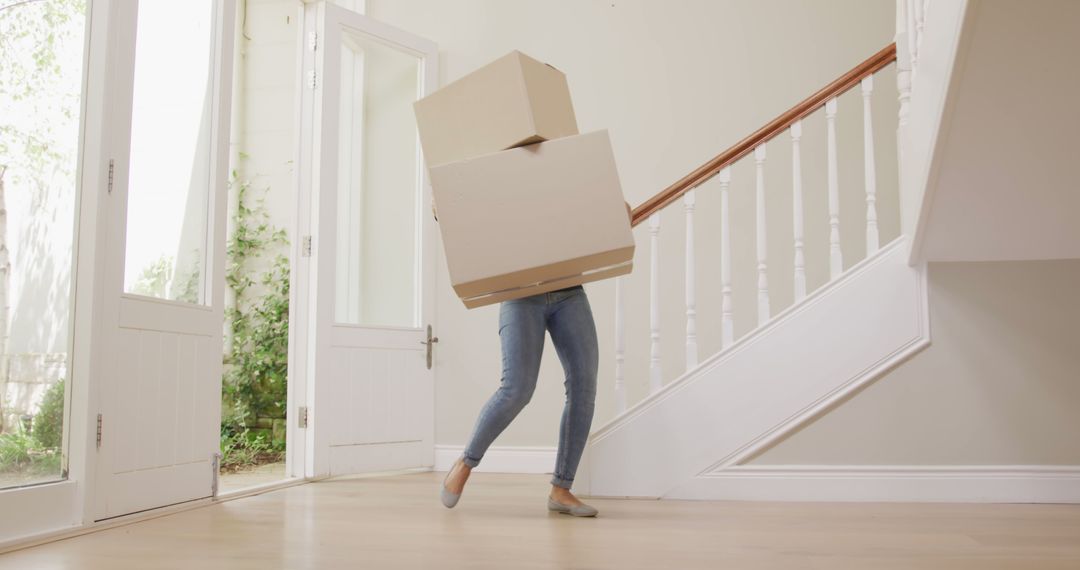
[434,445,556,474]
[589,237,910,444]
[668,465,1080,503]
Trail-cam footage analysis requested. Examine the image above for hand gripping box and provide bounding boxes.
[414,50,579,168]
[430,130,635,308]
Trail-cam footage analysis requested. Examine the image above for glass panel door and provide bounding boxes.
[301,2,438,477]
[0,0,88,490]
[335,31,421,328]
[122,0,216,304]
[94,0,235,520]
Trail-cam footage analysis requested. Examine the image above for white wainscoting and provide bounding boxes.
[434,445,556,474]
[579,238,931,498]
[668,465,1080,503]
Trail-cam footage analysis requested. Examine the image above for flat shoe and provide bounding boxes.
[440,485,461,509]
[548,497,598,517]
[440,463,462,508]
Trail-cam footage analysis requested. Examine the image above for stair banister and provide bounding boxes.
[618,42,898,400]
[791,120,807,301]
[628,43,897,227]
[648,213,662,394]
[718,167,734,349]
[754,144,770,326]
[613,276,626,413]
[684,190,698,370]
[826,97,843,278]
[862,76,880,255]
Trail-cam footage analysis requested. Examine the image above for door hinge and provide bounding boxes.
[308,70,317,89]
[298,406,309,429]
[302,235,313,257]
[308,31,318,51]
[107,159,115,194]
[96,413,103,448]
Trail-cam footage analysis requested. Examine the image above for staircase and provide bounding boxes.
[577,5,937,499]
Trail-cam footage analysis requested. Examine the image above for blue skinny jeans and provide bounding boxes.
[461,285,598,489]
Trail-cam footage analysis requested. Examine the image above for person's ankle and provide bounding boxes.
[455,458,472,475]
[550,486,575,501]
[447,458,471,486]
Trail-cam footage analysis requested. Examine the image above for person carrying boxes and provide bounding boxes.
[415,51,634,517]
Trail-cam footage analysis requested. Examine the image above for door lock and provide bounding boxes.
[421,324,439,369]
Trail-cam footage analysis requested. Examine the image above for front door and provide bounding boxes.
[95,0,235,519]
[297,3,438,477]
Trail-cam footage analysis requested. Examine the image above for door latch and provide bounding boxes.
[420,324,439,369]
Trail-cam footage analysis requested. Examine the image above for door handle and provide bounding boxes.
[421,324,439,369]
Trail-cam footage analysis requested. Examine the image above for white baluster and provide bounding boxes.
[791,120,806,302]
[754,144,769,326]
[916,0,927,59]
[683,190,698,370]
[897,26,913,232]
[649,213,662,394]
[826,97,843,279]
[613,276,626,414]
[909,0,921,74]
[861,76,880,255]
[718,167,734,349]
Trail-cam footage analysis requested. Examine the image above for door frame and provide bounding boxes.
[292,1,439,479]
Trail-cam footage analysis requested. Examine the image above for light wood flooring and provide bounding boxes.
[2,471,1079,569]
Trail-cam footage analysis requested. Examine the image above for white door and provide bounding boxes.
[297,3,438,477]
[95,0,235,519]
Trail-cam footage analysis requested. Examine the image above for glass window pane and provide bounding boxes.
[335,31,421,328]
[0,0,86,489]
[123,0,216,304]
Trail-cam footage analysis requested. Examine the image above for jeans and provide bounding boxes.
[461,285,598,489]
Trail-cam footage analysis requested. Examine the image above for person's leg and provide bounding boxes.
[546,286,599,492]
[459,295,546,469]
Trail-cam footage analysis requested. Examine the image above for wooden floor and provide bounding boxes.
[2,471,1079,569]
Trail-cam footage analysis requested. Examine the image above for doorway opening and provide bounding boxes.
[216,0,297,493]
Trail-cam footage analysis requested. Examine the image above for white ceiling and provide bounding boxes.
[917,0,1080,262]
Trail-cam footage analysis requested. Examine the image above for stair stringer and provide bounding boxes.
[576,237,930,499]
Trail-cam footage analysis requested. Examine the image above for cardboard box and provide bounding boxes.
[431,130,634,308]
[414,51,579,168]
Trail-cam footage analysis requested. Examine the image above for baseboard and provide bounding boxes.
[434,445,556,474]
[667,465,1080,503]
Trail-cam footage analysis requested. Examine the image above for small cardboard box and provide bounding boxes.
[414,50,579,168]
[431,130,634,308]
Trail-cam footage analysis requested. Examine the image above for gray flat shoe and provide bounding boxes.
[440,485,461,509]
[548,497,598,517]
[440,459,464,508]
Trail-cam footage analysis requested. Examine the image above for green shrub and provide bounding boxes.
[33,378,65,450]
[220,427,279,473]
[0,428,34,471]
[220,167,290,465]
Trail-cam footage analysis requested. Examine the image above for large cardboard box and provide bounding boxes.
[414,51,579,168]
[431,130,634,308]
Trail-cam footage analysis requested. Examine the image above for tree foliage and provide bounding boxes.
[0,0,86,193]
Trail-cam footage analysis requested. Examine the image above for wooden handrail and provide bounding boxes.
[630,43,897,227]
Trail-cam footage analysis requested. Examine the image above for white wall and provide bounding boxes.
[911,0,1080,263]
[231,0,299,260]
[752,260,1080,465]
[365,0,899,448]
